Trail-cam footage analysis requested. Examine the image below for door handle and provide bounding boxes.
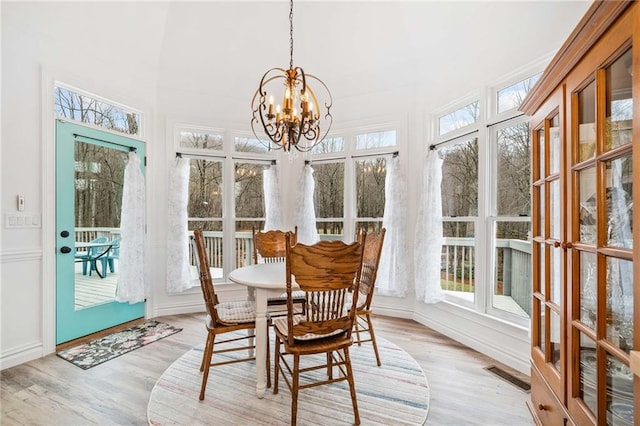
[60,246,72,254]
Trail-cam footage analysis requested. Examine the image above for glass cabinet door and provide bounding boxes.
[531,96,565,398]
[570,47,634,426]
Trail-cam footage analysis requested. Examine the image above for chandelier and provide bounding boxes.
[251,0,333,152]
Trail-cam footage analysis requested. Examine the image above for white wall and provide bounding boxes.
[1,1,590,372]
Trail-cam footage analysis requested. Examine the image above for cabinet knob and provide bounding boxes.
[538,403,548,411]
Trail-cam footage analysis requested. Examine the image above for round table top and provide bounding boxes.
[228,262,287,289]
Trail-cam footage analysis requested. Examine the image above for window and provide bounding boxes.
[177,125,274,280]
[234,161,267,267]
[440,137,478,303]
[355,156,386,233]
[312,124,399,242]
[235,135,271,153]
[438,101,480,135]
[54,84,142,136]
[187,156,224,280]
[432,70,538,326]
[497,73,541,113]
[490,119,532,319]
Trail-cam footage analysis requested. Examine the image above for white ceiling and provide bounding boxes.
[155,1,592,109]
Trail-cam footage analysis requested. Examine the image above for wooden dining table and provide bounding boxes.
[228,262,292,398]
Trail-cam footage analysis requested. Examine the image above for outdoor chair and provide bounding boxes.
[74,236,109,276]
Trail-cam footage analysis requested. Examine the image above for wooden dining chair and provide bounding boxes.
[351,228,386,366]
[273,232,366,426]
[252,226,305,315]
[191,229,270,401]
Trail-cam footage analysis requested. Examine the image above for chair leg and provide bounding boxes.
[266,328,271,388]
[354,315,363,346]
[200,333,213,372]
[273,336,281,394]
[82,259,88,276]
[291,354,300,426]
[100,258,109,277]
[199,332,215,401]
[343,347,361,425]
[366,313,382,367]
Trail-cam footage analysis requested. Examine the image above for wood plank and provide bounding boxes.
[2,314,533,425]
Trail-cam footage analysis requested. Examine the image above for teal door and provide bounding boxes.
[56,120,145,344]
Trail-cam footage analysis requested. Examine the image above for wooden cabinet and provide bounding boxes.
[521,2,639,425]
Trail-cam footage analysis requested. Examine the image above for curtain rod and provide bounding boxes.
[74,133,137,152]
[305,151,398,164]
[428,113,526,150]
[175,151,276,164]
[429,129,478,151]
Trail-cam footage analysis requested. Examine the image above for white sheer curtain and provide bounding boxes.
[166,156,196,292]
[116,151,147,304]
[295,163,320,244]
[377,156,410,297]
[263,164,284,230]
[414,149,445,303]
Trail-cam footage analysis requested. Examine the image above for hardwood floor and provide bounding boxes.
[1,314,533,425]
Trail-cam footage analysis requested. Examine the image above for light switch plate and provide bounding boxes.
[4,212,41,228]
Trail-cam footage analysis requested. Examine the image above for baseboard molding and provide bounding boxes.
[0,341,43,371]
[152,300,204,318]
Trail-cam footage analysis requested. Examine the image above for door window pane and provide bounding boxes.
[234,163,265,219]
[550,309,561,371]
[606,354,634,425]
[549,114,560,175]
[537,128,545,179]
[577,81,596,162]
[606,257,634,353]
[579,251,597,330]
[74,142,127,308]
[496,123,531,216]
[579,333,597,416]
[550,246,561,305]
[55,85,141,136]
[493,221,531,317]
[550,180,560,239]
[605,49,633,151]
[579,167,597,244]
[605,155,632,249]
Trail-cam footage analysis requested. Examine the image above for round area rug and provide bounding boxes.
[147,336,429,425]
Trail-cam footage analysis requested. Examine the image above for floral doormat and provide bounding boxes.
[57,320,182,370]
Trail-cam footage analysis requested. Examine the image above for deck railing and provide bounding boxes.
[441,237,532,315]
[75,228,531,314]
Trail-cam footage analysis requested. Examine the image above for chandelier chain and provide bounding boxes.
[289,0,294,70]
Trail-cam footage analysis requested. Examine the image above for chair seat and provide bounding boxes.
[273,316,346,342]
[215,300,256,323]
